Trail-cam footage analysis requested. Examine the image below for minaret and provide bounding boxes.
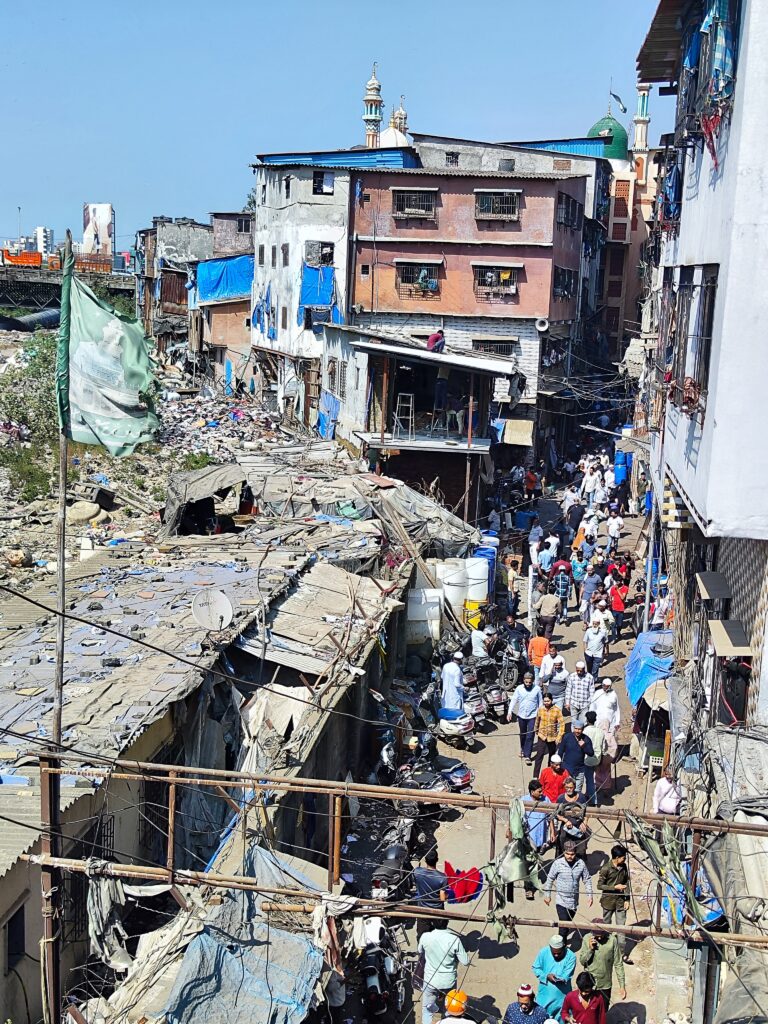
[393,94,408,134]
[632,84,651,184]
[363,63,383,149]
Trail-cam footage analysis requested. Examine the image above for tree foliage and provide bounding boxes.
[0,330,59,443]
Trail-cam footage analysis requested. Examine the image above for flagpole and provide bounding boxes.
[41,230,72,1024]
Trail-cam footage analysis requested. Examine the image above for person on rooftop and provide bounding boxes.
[427,328,445,352]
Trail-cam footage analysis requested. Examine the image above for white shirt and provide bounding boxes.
[653,777,683,815]
[441,661,465,710]
[539,652,558,680]
[562,490,579,513]
[604,469,615,489]
[584,626,607,657]
[471,630,488,658]
[590,689,620,732]
[581,473,599,494]
[607,516,624,538]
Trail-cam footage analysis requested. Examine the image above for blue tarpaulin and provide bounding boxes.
[317,389,339,439]
[625,629,674,708]
[297,264,342,326]
[197,255,254,304]
[163,845,323,1024]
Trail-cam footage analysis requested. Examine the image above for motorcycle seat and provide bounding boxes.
[438,707,467,721]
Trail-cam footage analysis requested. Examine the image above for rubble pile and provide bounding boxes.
[0,355,303,589]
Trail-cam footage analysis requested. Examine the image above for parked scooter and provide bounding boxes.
[371,843,412,901]
[421,679,477,749]
[462,676,488,732]
[480,677,508,721]
[357,917,406,1018]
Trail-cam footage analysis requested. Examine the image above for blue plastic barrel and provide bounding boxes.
[474,546,497,594]
[626,452,633,472]
[515,510,536,530]
[615,451,627,466]
[614,463,628,485]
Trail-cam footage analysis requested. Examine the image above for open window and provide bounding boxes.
[472,264,520,301]
[312,170,335,195]
[305,240,334,268]
[394,260,441,300]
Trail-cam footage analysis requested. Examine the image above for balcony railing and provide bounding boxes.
[392,192,437,221]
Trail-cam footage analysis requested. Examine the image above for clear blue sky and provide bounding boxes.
[0,0,671,250]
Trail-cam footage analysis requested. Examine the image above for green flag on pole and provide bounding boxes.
[56,244,159,457]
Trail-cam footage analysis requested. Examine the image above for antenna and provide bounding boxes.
[192,589,234,632]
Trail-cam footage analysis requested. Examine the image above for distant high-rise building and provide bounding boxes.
[34,226,54,257]
[82,203,115,256]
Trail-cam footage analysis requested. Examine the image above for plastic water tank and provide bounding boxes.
[465,557,490,603]
[614,463,628,485]
[614,451,627,466]
[440,559,469,615]
[480,531,500,549]
[473,546,497,597]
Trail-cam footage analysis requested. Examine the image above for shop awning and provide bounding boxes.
[696,572,732,601]
[625,629,674,707]
[708,619,753,658]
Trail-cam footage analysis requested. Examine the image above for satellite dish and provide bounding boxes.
[192,589,234,632]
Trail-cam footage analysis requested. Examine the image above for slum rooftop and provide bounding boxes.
[0,546,306,767]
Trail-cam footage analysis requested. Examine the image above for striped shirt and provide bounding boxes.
[544,855,593,909]
[552,571,571,602]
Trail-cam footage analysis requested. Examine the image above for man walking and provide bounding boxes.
[527,627,550,683]
[532,692,565,778]
[413,848,447,936]
[543,841,593,943]
[508,671,543,764]
[605,509,624,556]
[537,589,562,641]
[546,656,569,711]
[579,920,626,1008]
[502,984,550,1024]
[523,778,552,901]
[598,845,632,964]
[418,920,469,1024]
[580,565,601,624]
[551,566,571,626]
[583,618,608,678]
[564,661,595,723]
[582,711,606,807]
[531,934,576,1018]
[540,754,569,803]
[557,720,594,794]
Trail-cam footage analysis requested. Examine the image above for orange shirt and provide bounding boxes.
[527,635,550,667]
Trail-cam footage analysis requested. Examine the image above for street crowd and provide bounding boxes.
[422,451,679,1024]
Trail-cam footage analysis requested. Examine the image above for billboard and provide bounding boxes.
[82,203,115,256]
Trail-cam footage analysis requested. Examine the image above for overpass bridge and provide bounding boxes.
[0,266,135,312]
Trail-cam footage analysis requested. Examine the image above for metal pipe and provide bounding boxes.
[21,852,767,950]
[39,761,768,839]
[643,497,656,631]
[333,795,343,885]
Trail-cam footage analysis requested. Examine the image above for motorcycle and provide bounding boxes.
[497,637,526,692]
[462,677,488,732]
[400,746,475,796]
[479,677,508,721]
[357,917,406,1018]
[371,843,412,901]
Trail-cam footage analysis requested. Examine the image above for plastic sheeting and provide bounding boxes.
[162,845,323,1024]
[297,264,342,327]
[160,464,248,539]
[625,629,674,708]
[197,255,254,304]
[317,389,340,439]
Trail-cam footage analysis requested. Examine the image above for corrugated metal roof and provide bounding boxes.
[636,0,685,83]
[0,549,307,766]
[254,148,419,168]
[506,138,611,158]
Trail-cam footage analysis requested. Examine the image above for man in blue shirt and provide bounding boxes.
[580,565,601,623]
[508,671,543,763]
[412,847,447,937]
[557,720,594,793]
[502,983,550,1024]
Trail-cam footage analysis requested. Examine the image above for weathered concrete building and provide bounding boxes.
[135,217,213,354]
[211,211,253,257]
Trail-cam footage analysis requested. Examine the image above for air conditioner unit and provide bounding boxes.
[535,318,550,333]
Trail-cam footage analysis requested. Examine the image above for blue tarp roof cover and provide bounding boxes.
[197,254,254,304]
[163,845,323,1024]
[625,629,674,707]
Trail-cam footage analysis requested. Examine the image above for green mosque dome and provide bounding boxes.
[587,113,629,160]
